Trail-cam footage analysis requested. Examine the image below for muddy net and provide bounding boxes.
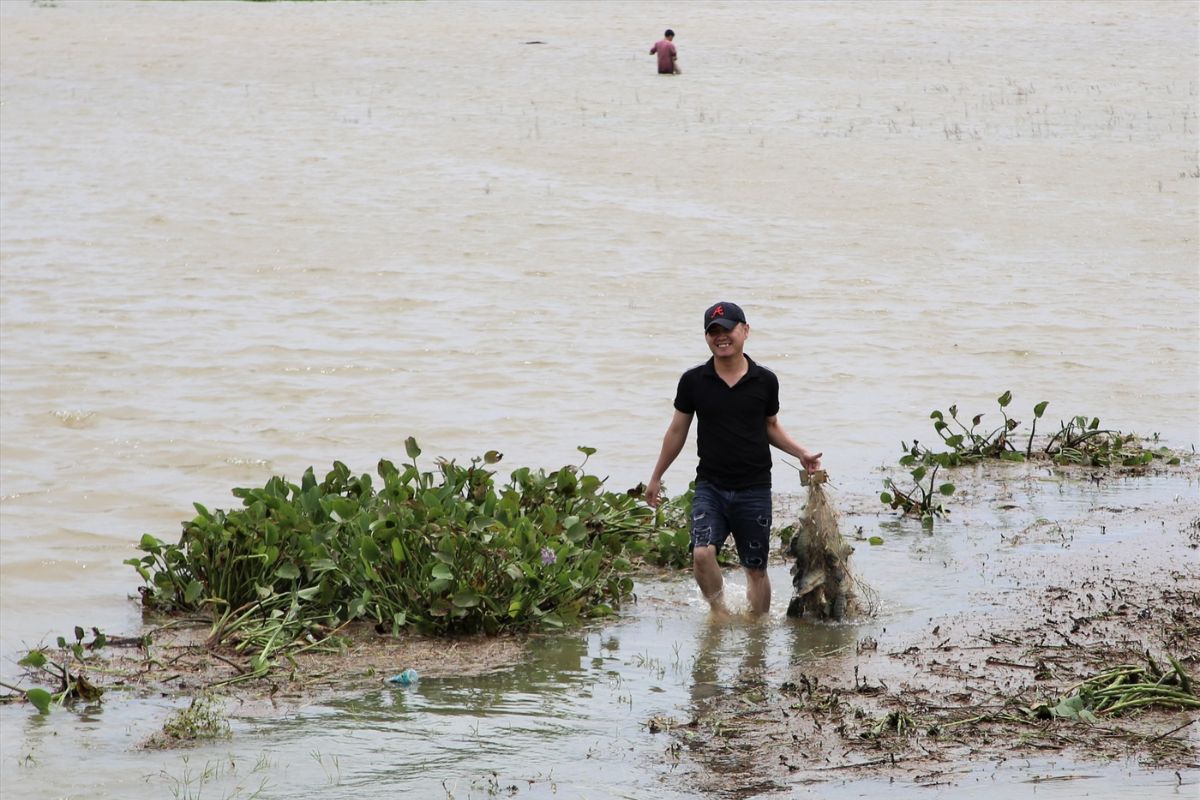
[786,470,877,620]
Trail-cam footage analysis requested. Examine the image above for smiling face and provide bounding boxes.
[705,321,748,358]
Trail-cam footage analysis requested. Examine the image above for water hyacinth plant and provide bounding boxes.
[126,442,691,667]
[909,392,1178,469]
[880,392,1186,520]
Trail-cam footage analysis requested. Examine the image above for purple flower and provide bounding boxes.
[540,547,557,566]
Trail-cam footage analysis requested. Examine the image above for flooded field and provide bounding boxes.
[1,1,1197,797]
[3,468,1196,799]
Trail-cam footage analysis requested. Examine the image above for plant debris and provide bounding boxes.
[786,471,876,621]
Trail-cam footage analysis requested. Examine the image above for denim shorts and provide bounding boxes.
[690,480,773,570]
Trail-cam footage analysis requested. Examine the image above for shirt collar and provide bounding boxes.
[702,355,760,380]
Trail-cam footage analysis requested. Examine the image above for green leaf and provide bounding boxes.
[998,390,1012,408]
[868,536,884,546]
[565,520,588,543]
[184,579,204,604]
[911,466,927,482]
[359,538,382,563]
[483,450,503,464]
[879,492,893,504]
[391,538,405,563]
[275,563,300,581]
[576,446,597,456]
[930,410,943,421]
[26,688,52,714]
[431,564,454,581]
[452,591,481,608]
[138,533,163,554]
[1033,401,1049,418]
[405,437,421,459]
[18,651,47,669]
[1049,693,1097,723]
[938,483,955,496]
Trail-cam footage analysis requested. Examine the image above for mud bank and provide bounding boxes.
[666,467,1200,797]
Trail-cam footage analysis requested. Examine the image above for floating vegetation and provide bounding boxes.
[0,626,109,713]
[914,392,1182,468]
[124,442,691,675]
[879,457,956,521]
[146,694,231,749]
[880,392,1189,519]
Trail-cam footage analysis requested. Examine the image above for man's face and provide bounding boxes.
[705,322,748,357]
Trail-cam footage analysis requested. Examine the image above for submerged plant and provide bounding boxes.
[160,694,232,742]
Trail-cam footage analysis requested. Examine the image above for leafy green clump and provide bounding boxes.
[880,392,1186,521]
[161,694,231,742]
[126,442,689,666]
[914,392,1178,468]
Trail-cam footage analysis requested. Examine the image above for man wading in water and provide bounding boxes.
[645,302,822,616]
[649,29,680,74]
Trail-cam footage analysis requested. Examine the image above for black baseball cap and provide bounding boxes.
[704,301,746,331]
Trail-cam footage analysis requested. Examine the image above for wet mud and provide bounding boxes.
[665,466,1200,797]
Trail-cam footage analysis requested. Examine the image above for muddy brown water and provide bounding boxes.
[1,1,1197,797]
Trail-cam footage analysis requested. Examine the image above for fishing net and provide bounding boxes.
[785,470,877,620]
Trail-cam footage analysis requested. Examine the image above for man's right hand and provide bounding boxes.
[645,478,662,508]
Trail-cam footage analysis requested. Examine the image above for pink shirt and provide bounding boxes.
[650,39,676,73]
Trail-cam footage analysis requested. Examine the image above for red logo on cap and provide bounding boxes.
[712,305,724,318]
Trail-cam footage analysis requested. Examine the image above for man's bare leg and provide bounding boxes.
[693,545,730,616]
[744,568,771,616]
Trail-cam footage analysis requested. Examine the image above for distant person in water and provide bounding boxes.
[650,29,680,75]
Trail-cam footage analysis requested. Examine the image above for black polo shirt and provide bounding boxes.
[674,355,780,490]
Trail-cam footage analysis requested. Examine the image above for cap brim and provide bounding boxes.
[705,319,738,331]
